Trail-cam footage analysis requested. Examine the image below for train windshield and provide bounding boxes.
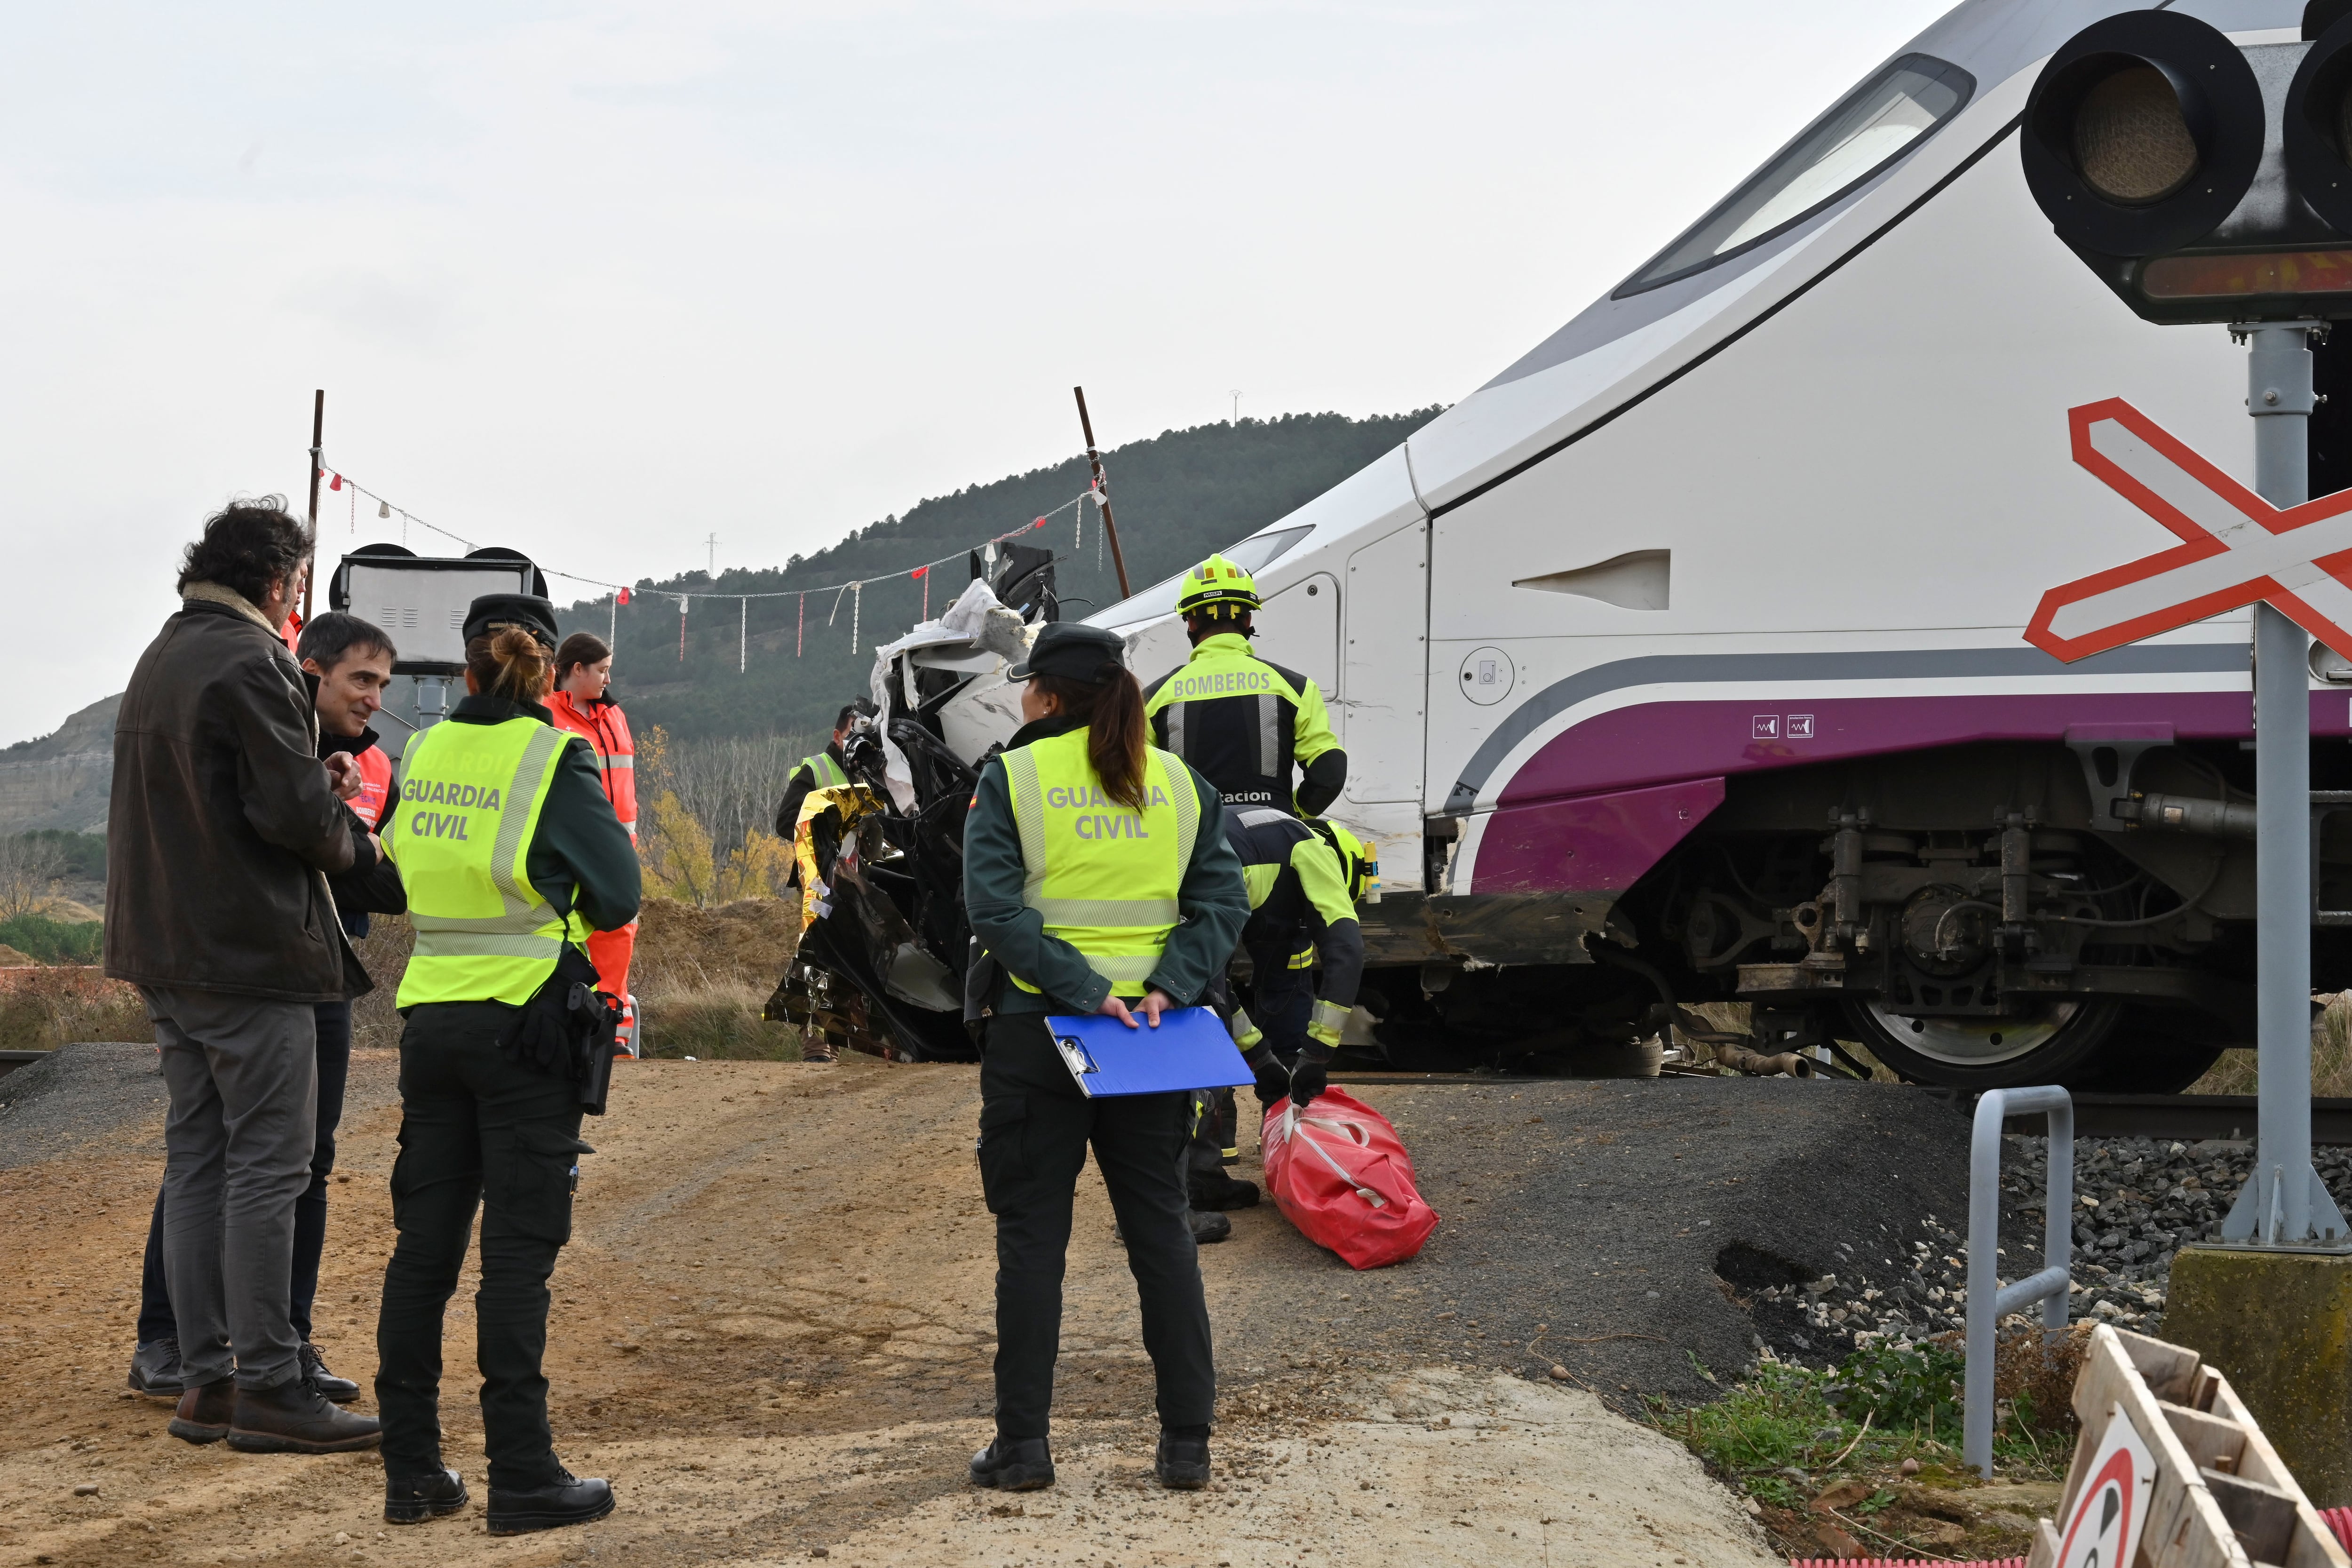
[1623,53,1973,294]
[1092,524,1314,626]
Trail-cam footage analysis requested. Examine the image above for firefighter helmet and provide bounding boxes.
[1174,554,1262,619]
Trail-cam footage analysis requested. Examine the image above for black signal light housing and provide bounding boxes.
[2022,10,2266,260]
[2287,13,2352,234]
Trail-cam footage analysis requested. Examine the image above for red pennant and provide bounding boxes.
[1032,517,1047,529]
[328,473,342,491]
[617,586,631,606]
[910,565,928,579]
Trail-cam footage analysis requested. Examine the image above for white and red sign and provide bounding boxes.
[2056,1403,2155,1568]
[2027,398,2352,663]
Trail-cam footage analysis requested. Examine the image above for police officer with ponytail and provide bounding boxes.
[961,622,1250,1496]
[375,596,640,1536]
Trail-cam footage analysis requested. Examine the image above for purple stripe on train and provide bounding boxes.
[1463,690,2347,896]
[1491,691,2308,808]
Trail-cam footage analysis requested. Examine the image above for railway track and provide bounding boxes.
[1329,1068,2352,1147]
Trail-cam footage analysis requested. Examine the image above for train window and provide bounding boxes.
[1620,54,1974,295]
[1092,525,1315,626]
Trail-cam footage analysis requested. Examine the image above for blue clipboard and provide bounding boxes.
[1043,1006,1251,1098]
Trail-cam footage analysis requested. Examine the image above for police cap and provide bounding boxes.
[1006,621,1126,684]
[462,593,561,650]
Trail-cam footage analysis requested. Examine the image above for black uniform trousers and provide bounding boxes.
[375,1002,588,1490]
[138,998,352,1345]
[977,1013,1214,1441]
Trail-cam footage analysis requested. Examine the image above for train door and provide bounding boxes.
[1339,521,1429,890]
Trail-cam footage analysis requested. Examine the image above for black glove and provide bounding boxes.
[1288,1057,1331,1109]
[1246,1047,1290,1109]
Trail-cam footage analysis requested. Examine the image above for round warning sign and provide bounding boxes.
[2058,1404,2156,1568]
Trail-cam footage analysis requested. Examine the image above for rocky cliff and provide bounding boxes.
[0,694,117,834]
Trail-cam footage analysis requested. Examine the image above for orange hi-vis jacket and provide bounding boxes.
[353,745,395,831]
[546,691,637,841]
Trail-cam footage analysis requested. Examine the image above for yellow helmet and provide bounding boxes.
[1174,553,1262,619]
[1314,820,1377,903]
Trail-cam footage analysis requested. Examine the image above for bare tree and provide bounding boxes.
[639,731,817,906]
[0,833,70,921]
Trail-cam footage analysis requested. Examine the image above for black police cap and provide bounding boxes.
[1006,621,1126,684]
[463,593,561,650]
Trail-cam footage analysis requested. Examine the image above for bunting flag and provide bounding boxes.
[913,563,929,618]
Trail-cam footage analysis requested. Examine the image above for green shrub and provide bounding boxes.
[0,914,103,964]
[639,976,803,1061]
[1823,1339,1965,1431]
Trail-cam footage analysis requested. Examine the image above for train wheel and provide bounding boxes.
[1839,996,2123,1089]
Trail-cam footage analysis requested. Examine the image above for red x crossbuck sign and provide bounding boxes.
[2028,398,2352,663]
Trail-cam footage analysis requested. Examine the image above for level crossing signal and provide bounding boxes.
[2022,4,2352,324]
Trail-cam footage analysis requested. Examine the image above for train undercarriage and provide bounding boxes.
[1354,735,2352,1090]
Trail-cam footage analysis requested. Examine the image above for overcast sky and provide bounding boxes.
[0,0,1951,746]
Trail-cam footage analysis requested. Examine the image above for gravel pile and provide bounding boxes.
[1743,1134,2352,1361]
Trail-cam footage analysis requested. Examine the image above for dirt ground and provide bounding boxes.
[0,1050,1778,1568]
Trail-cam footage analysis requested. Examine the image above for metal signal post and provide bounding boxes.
[2228,322,2349,1247]
[1074,386,1131,600]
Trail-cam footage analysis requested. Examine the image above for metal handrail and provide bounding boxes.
[1963,1084,2074,1478]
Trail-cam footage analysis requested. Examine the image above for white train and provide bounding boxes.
[875,0,2351,1090]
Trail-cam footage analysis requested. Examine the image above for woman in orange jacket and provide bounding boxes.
[546,632,641,1056]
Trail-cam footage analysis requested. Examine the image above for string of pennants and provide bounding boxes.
[316,463,1111,666]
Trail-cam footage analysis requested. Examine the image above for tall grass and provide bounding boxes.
[0,968,147,1051]
[2188,993,2352,1096]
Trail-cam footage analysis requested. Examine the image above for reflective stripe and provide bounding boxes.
[1165,701,1187,760]
[491,727,566,919]
[412,910,560,936]
[590,754,634,770]
[1084,955,1162,983]
[410,930,566,960]
[1230,1006,1263,1050]
[1003,748,1049,910]
[1237,806,1290,829]
[1033,897,1181,925]
[1310,1000,1351,1036]
[1287,946,1317,970]
[1167,753,1199,870]
[1256,693,1278,780]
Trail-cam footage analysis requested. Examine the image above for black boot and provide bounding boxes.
[1188,1210,1232,1243]
[1189,1171,1260,1211]
[1155,1432,1210,1490]
[969,1437,1055,1491]
[487,1471,614,1536]
[226,1377,382,1453]
[167,1378,233,1444]
[299,1342,361,1403]
[385,1468,469,1525]
[128,1337,183,1400]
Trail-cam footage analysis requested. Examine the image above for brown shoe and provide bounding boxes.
[227,1377,383,1454]
[167,1379,234,1444]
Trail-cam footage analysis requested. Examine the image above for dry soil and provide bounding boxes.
[0,1049,1778,1568]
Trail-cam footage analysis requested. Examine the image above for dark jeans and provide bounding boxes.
[977,1014,1214,1441]
[139,1000,351,1345]
[376,1002,588,1490]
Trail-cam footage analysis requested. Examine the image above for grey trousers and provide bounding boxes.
[145,986,319,1391]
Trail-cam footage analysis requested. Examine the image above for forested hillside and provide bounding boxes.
[564,408,1441,742]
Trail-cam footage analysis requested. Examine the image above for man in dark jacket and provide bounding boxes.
[772,698,876,851]
[126,611,407,1407]
[106,496,382,1455]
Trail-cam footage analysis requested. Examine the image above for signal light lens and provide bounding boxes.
[2140,249,2352,299]
[2074,64,2200,204]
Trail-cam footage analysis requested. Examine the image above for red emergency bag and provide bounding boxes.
[1260,1087,1439,1270]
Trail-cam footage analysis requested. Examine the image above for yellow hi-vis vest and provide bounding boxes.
[801,750,848,790]
[387,716,591,1008]
[999,727,1199,998]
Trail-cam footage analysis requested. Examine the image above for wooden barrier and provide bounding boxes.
[2024,1325,2346,1568]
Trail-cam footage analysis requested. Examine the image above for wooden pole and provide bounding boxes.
[303,389,325,620]
[1074,386,1131,599]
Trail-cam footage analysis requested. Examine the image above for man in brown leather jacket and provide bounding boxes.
[104,496,382,1456]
